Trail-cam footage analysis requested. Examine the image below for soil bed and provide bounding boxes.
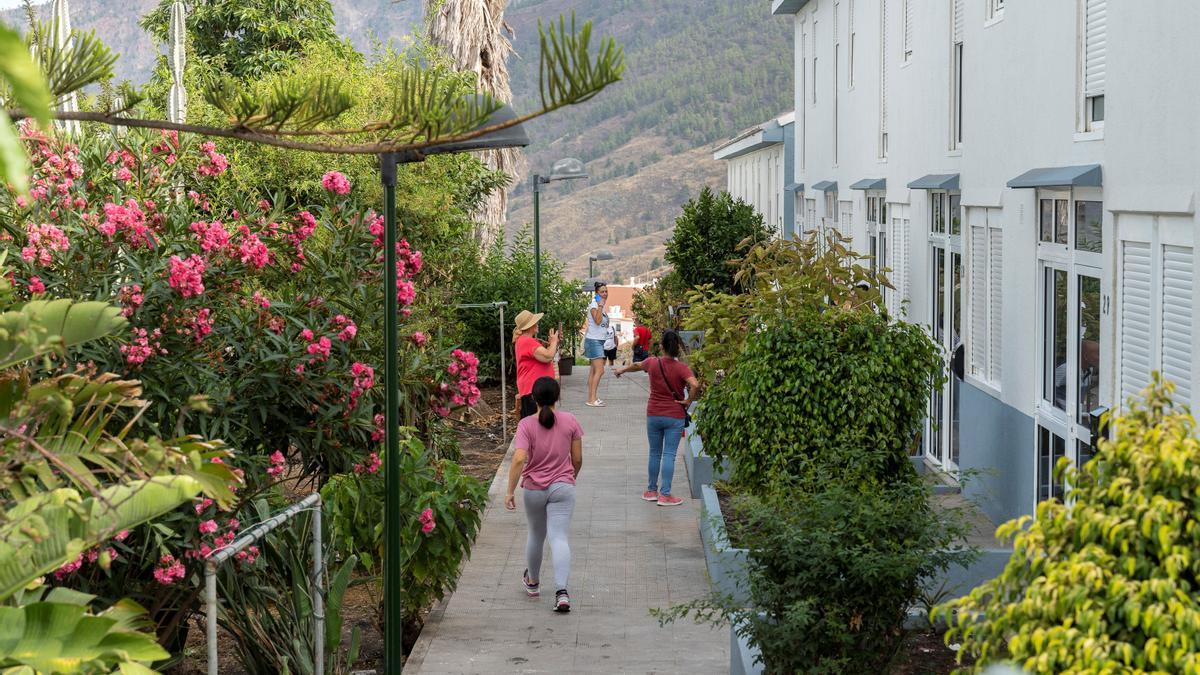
[170,384,510,673]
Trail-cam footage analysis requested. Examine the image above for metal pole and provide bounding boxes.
[381,152,403,673]
[589,258,594,279]
[499,303,507,446]
[533,175,542,313]
[206,565,218,675]
[312,502,325,675]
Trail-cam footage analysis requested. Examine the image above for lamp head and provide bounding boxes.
[548,157,588,182]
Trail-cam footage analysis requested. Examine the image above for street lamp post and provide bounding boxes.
[380,102,529,674]
[588,250,614,279]
[532,158,588,312]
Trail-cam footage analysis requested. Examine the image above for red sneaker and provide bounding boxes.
[642,490,659,501]
[657,495,684,507]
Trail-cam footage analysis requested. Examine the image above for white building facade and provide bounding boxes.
[714,113,798,239]
[768,0,1200,523]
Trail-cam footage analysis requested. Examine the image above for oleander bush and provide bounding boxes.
[936,375,1200,673]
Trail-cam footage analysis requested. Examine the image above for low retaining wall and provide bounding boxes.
[698,483,748,606]
[683,429,729,499]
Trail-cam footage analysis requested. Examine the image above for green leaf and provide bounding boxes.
[0,299,127,369]
[0,24,51,127]
[0,113,30,196]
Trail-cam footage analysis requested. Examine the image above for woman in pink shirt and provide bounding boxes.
[614,331,699,506]
[505,376,583,612]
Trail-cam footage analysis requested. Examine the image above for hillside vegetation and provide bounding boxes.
[504,0,793,280]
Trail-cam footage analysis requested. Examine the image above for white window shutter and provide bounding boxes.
[1120,241,1154,405]
[952,0,964,43]
[1085,0,1107,96]
[987,222,1003,384]
[880,0,888,133]
[969,224,987,378]
[1161,245,1193,404]
[904,0,914,57]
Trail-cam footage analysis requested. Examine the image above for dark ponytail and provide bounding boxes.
[532,376,560,429]
[661,330,682,358]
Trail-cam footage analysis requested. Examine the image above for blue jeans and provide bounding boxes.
[646,416,687,496]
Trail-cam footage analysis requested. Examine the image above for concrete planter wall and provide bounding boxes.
[698,483,748,606]
[683,428,730,499]
[730,619,765,675]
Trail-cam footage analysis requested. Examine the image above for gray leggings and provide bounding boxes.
[523,481,576,590]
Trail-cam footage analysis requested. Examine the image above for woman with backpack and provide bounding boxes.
[614,330,699,507]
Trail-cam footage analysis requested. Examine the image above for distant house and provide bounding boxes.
[602,284,643,345]
[713,111,797,239]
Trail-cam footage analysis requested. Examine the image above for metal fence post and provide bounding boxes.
[499,303,507,446]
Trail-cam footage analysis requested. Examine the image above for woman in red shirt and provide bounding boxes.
[614,330,700,506]
[512,309,559,419]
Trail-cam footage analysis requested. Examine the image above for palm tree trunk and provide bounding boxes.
[425,0,525,252]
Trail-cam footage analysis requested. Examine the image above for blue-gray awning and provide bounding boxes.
[812,180,837,192]
[850,178,886,191]
[907,173,960,190]
[784,182,803,192]
[1006,164,1102,189]
[772,0,813,15]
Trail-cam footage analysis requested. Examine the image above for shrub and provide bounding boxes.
[451,228,586,381]
[936,375,1200,673]
[658,482,973,674]
[683,231,886,383]
[696,308,943,494]
[321,431,488,623]
[630,270,689,345]
[664,186,770,294]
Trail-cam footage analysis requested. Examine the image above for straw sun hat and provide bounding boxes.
[513,310,544,333]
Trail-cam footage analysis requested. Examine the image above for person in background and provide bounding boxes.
[513,309,559,419]
[614,330,699,507]
[505,376,583,613]
[583,282,610,407]
[603,321,621,367]
[632,321,652,363]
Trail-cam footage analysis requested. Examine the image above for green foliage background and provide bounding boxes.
[665,187,769,295]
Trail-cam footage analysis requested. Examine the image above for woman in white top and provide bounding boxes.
[583,282,609,407]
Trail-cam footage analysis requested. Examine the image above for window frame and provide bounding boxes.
[926,190,963,472]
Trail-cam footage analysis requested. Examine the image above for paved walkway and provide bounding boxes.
[408,368,728,674]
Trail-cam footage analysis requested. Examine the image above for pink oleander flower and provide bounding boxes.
[419,507,436,534]
[101,200,157,248]
[371,413,386,442]
[167,255,206,297]
[54,553,85,579]
[190,220,231,253]
[227,518,240,531]
[294,363,306,375]
[267,450,286,478]
[190,308,214,342]
[252,291,270,308]
[353,451,382,475]
[121,327,166,367]
[153,555,186,585]
[321,171,351,195]
[199,519,218,535]
[258,199,271,211]
[237,233,270,269]
[338,322,357,342]
[194,497,214,514]
[300,328,314,342]
[306,336,332,360]
[197,141,229,177]
[291,211,318,245]
[21,222,69,266]
[411,331,428,346]
[27,276,45,294]
[235,545,260,565]
[118,284,144,317]
[115,167,133,182]
[368,213,385,246]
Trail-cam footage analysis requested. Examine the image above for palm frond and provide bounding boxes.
[31,23,116,99]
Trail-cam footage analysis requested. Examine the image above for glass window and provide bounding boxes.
[931,194,945,233]
[949,194,961,235]
[1078,275,1101,427]
[867,197,877,224]
[1038,427,1066,502]
[1055,199,1069,244]
[1090,95,1105,123]
[1075,200,1103,253]
[1040,199,1054,242]
[1045,268,1068,410]
[1077,439,1095,470]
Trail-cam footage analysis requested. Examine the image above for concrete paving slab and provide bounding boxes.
[407,369,727,674]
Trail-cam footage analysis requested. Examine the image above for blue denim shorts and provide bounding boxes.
[583,338,605,360]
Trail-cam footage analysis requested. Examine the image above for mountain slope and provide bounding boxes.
[503,0,793,280]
